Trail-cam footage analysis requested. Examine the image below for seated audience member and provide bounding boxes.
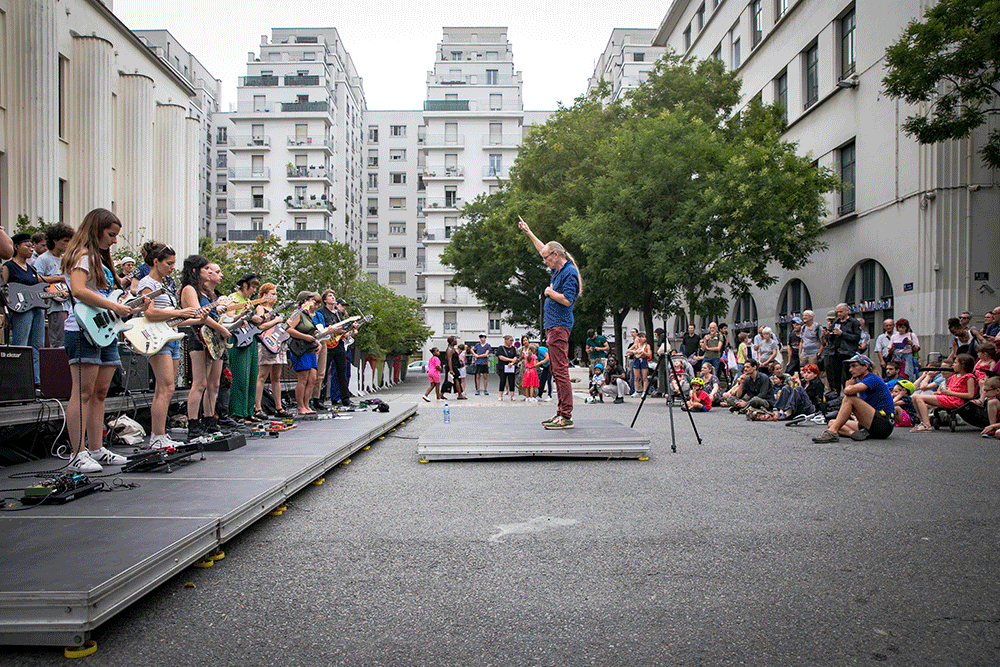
[909,353,978,432]
[891,380,919,428]
[684,377,712,412]
[883,361,901,389]
[974,342,1000,379]
[668,357,693,399]
[913,367,945,395]
[800,364,826,414]
[812,354,895,442]
[698,363,721,405]
[769,371,815,419]
[976,376,1000,439]
[600,356,630,404]
[983,310,1000,341]
[725,359,774,413]
[945,317,977,363]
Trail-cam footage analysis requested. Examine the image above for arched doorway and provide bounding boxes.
[777,279,813,344]
[731,294,758,342]
[844,259,894,344]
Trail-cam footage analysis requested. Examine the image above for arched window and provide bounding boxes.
[844,259,893,341]
[777,279,813,344]
[732,294,758,337]
[672,312,689,339]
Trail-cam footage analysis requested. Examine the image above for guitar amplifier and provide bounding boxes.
[110,344,153,395]
[0,346,36,404]
[40,347,72,399]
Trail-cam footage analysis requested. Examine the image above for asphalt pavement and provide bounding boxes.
[3,372,998,666]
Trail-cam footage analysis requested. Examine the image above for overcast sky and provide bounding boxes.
[113,0,668,111]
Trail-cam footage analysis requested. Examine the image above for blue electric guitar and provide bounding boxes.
[75,288,163,347]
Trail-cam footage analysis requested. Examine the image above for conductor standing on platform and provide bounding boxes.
[518,215,580,430]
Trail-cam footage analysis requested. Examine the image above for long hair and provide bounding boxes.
[546,241,583,296]
[180,254,210,298]
[61,208,122,291]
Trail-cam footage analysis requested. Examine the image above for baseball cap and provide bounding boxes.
[846,353,872,368]
[336,298,348,306]
[826,310,836,320]
[120,256,136,265]
[791,316,803,324]
[479,334,486,338]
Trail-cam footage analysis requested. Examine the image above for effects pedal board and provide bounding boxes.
[22,474,102,505]
[122,442,205,474]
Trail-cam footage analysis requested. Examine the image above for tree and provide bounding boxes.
[626,52,742,126]
[883,0,1000,169]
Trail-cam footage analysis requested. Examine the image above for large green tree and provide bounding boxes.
[883,0,1000,169]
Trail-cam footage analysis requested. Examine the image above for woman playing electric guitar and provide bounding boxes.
[61,208,148,473]
[136,243,198,449]
[227,273,263,425]
[254,283,291,419]
[286,291,321,416]
[179,256,231,440]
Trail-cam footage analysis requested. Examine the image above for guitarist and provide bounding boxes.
[179,255,230,441]
[136,243,198,449]
[32,223,75,348]
[227,273,263,425]
[312,289,338,412]
[3,233,61,384]
[287,291,321,416]
[328,297,358,408]
[61,209,146,473]
[254,283,291,420]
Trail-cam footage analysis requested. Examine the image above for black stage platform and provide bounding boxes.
[0,403,417,647]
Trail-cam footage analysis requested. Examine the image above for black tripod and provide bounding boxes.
[630,353,703,452]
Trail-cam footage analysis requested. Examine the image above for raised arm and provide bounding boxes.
[517,216,546,255]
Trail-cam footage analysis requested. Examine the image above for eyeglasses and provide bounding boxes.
[960,316,971,320]
[541,252,553,261]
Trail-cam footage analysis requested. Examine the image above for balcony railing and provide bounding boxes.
[281,101,329,113]
[422,165,466,178]
[228,198,270,211]
[428,293,474,305]
[421,228,452,241]
[235,102,280,113]
[215,210,228,219]
[366,234,378,242]
[285,199,335,212]
[483,166,506,178]
[482,134,523,147]
[284,75,320,86]
[367,207,378,217]
[286,166,332,180]
[286,229,333,241]
[424,100,470,112]
[228,229,271,241]
[424,198,463,210]
[422,134,465,147]
[240,75,279,87]
[229,135,271,149]
[228,167,271,180]
[286,135,333,149]
[433,75,517,86]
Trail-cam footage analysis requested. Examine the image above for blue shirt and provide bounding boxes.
[857,372,895,415]
[543,260,579,330]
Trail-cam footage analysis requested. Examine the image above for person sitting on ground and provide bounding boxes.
[976,376,1000,439]
[889,319,920,380]
[698,363,721,405]
[764,371,816,420]
[684,377,712,412]
[891,380,919,428]
[913,365,948,395]
[725,359,775,413]
[587,363,605,403]
[800,364,826,414]
[812,354,895,442]
[983,310,1000,342]
[883,361,902,389]
[909,353,978,433]
[600,355,630,404]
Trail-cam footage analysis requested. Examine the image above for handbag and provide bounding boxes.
[288,336,317,358]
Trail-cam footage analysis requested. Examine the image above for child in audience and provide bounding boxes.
[684,377,712,412]
[587,363,605,403]
[910,354,978,432]
[978,376,1000,439]
[892,380,918,428]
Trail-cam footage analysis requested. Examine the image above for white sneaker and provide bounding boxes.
[150,434,185,450]
[68,450,102,474]
[541,396,552,402]
[90,447,128,466]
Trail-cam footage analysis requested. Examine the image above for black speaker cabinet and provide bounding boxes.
[110,344,152,395]
[0,346,36,404]
[39,347,72,399]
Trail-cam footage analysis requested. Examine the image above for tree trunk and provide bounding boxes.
[612,307,629,361]
[642,289,655,341]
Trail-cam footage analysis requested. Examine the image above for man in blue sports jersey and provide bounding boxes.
[813,353,895,442]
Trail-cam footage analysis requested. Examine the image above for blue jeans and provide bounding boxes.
[704,358,721,376]
[10,308,45,384]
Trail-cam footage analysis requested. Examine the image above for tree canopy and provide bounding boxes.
[883,0,1000,169]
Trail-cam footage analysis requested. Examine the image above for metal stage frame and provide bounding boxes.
[0,403,416,647]
[417,418,651,462]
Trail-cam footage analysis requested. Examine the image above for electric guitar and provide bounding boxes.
[122,295,226,357]
[231,300,295,348]
[200,297,273,360]
[259,303,309,354]
[75,288,163,347]
[2,282,70,313]
[328,314,373,348]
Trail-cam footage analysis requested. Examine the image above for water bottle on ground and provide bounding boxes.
[443,403,450,424]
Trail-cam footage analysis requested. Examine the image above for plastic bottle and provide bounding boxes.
[443,403,450,424]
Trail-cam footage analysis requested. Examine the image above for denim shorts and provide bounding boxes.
[65,330,121,367]
[155,339,181,360]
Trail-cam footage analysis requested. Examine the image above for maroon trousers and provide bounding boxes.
[546,325,572,418]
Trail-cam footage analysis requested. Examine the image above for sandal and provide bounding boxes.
[252,410,268,421]
[910,423,933,433]
[274,409,292,419]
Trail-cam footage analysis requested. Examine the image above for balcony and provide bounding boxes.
[286,229,333,241]
[482,134,523,148]
[367,207,378,217]
[228,197,270,212]
[422,165,466,179]
[228,167,270,181]
[286,166,333,183]
[281,101,329,113]
[421,228,452,241]
[424,197,463,211]
[423,134,466,148]
[229,135,271,150]
[285,198,335,214]
[235,102,280,114]
[228,229,271,242]
[283,75,321,86]
[215,210,228,219]
[366,234,378,242]
[483,165,506,179]
[427,293,474,305]
[240,75,279,87]
[286,135,333,151]
[424,100,470,112]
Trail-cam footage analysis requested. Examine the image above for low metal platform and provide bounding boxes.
[0,402,416,647]
[416,418,651,461]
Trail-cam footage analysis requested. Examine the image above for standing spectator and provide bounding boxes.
[826,303,862,395]
[537,341,552,401]
[627,332,652,395]
[873,318,894,377]
[522,343,540,402]
[472,334,491,395]
[889,318,920,380]
[456,343,468,399]
[735,332,750,365]
[32,223,75,348]
[799,310,822,369]
[858,317,871,357]
[654,328,671,396]
[681,324,701,366]
[785,317,803,377]
[496,334,519,401]
[757,327,780,368]
[702,322,724,377]
[585,328,609,378]
[518,217,580,429]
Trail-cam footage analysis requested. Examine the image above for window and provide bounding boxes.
[488,122,502,144]
[390,222,406,234]
[839,140,856,215]
[252,186,264,208]
[840,7,856,79]
[368,126,379,143]
[367,198,378,216]
[486,69,498,84]
[366,247,378,267]
[448,68,462,82]
[367,173,378,190]
[216,199,227,216]
[696,3,706,30]
[216,151,227,169]
[417,276,426,292]
[712,43,723,61]
[253,95,266,112]
[488,312,502,333]
[486,51,499,61]
[390,172,406,184]
[732,36,741,69]
[633,52,645,62]
[251,217,263,231]
[368,149,379,167]
[683,25,692,50]
[217,174,227,193]
[751,0,763,48]
[390,125,406,137]
[303,52,316,61]
[445,188,457,208]
[804,42,819,108]
[368,272,379,283]
[489,154,502,177]
[390,149,406,161]
[389,197,405,209]
[775,0,787,20]
[59,56,68,138]
[389,271,406,285]
[489,94,502,111]
[251,155,264,176]
[389,247,406,259]
[443,311,458,333]
[774,70,788,123]
[216,126,228,143]
[450,51,462,61]
[295,216,307,230]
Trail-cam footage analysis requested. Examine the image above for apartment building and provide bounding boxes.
[133,30,222,242]
[0,0,201,257]
[224,28,366,251]
[587,28,667,103]
[652,0,998,353]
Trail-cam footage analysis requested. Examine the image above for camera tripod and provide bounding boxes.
[630,351,703,453]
